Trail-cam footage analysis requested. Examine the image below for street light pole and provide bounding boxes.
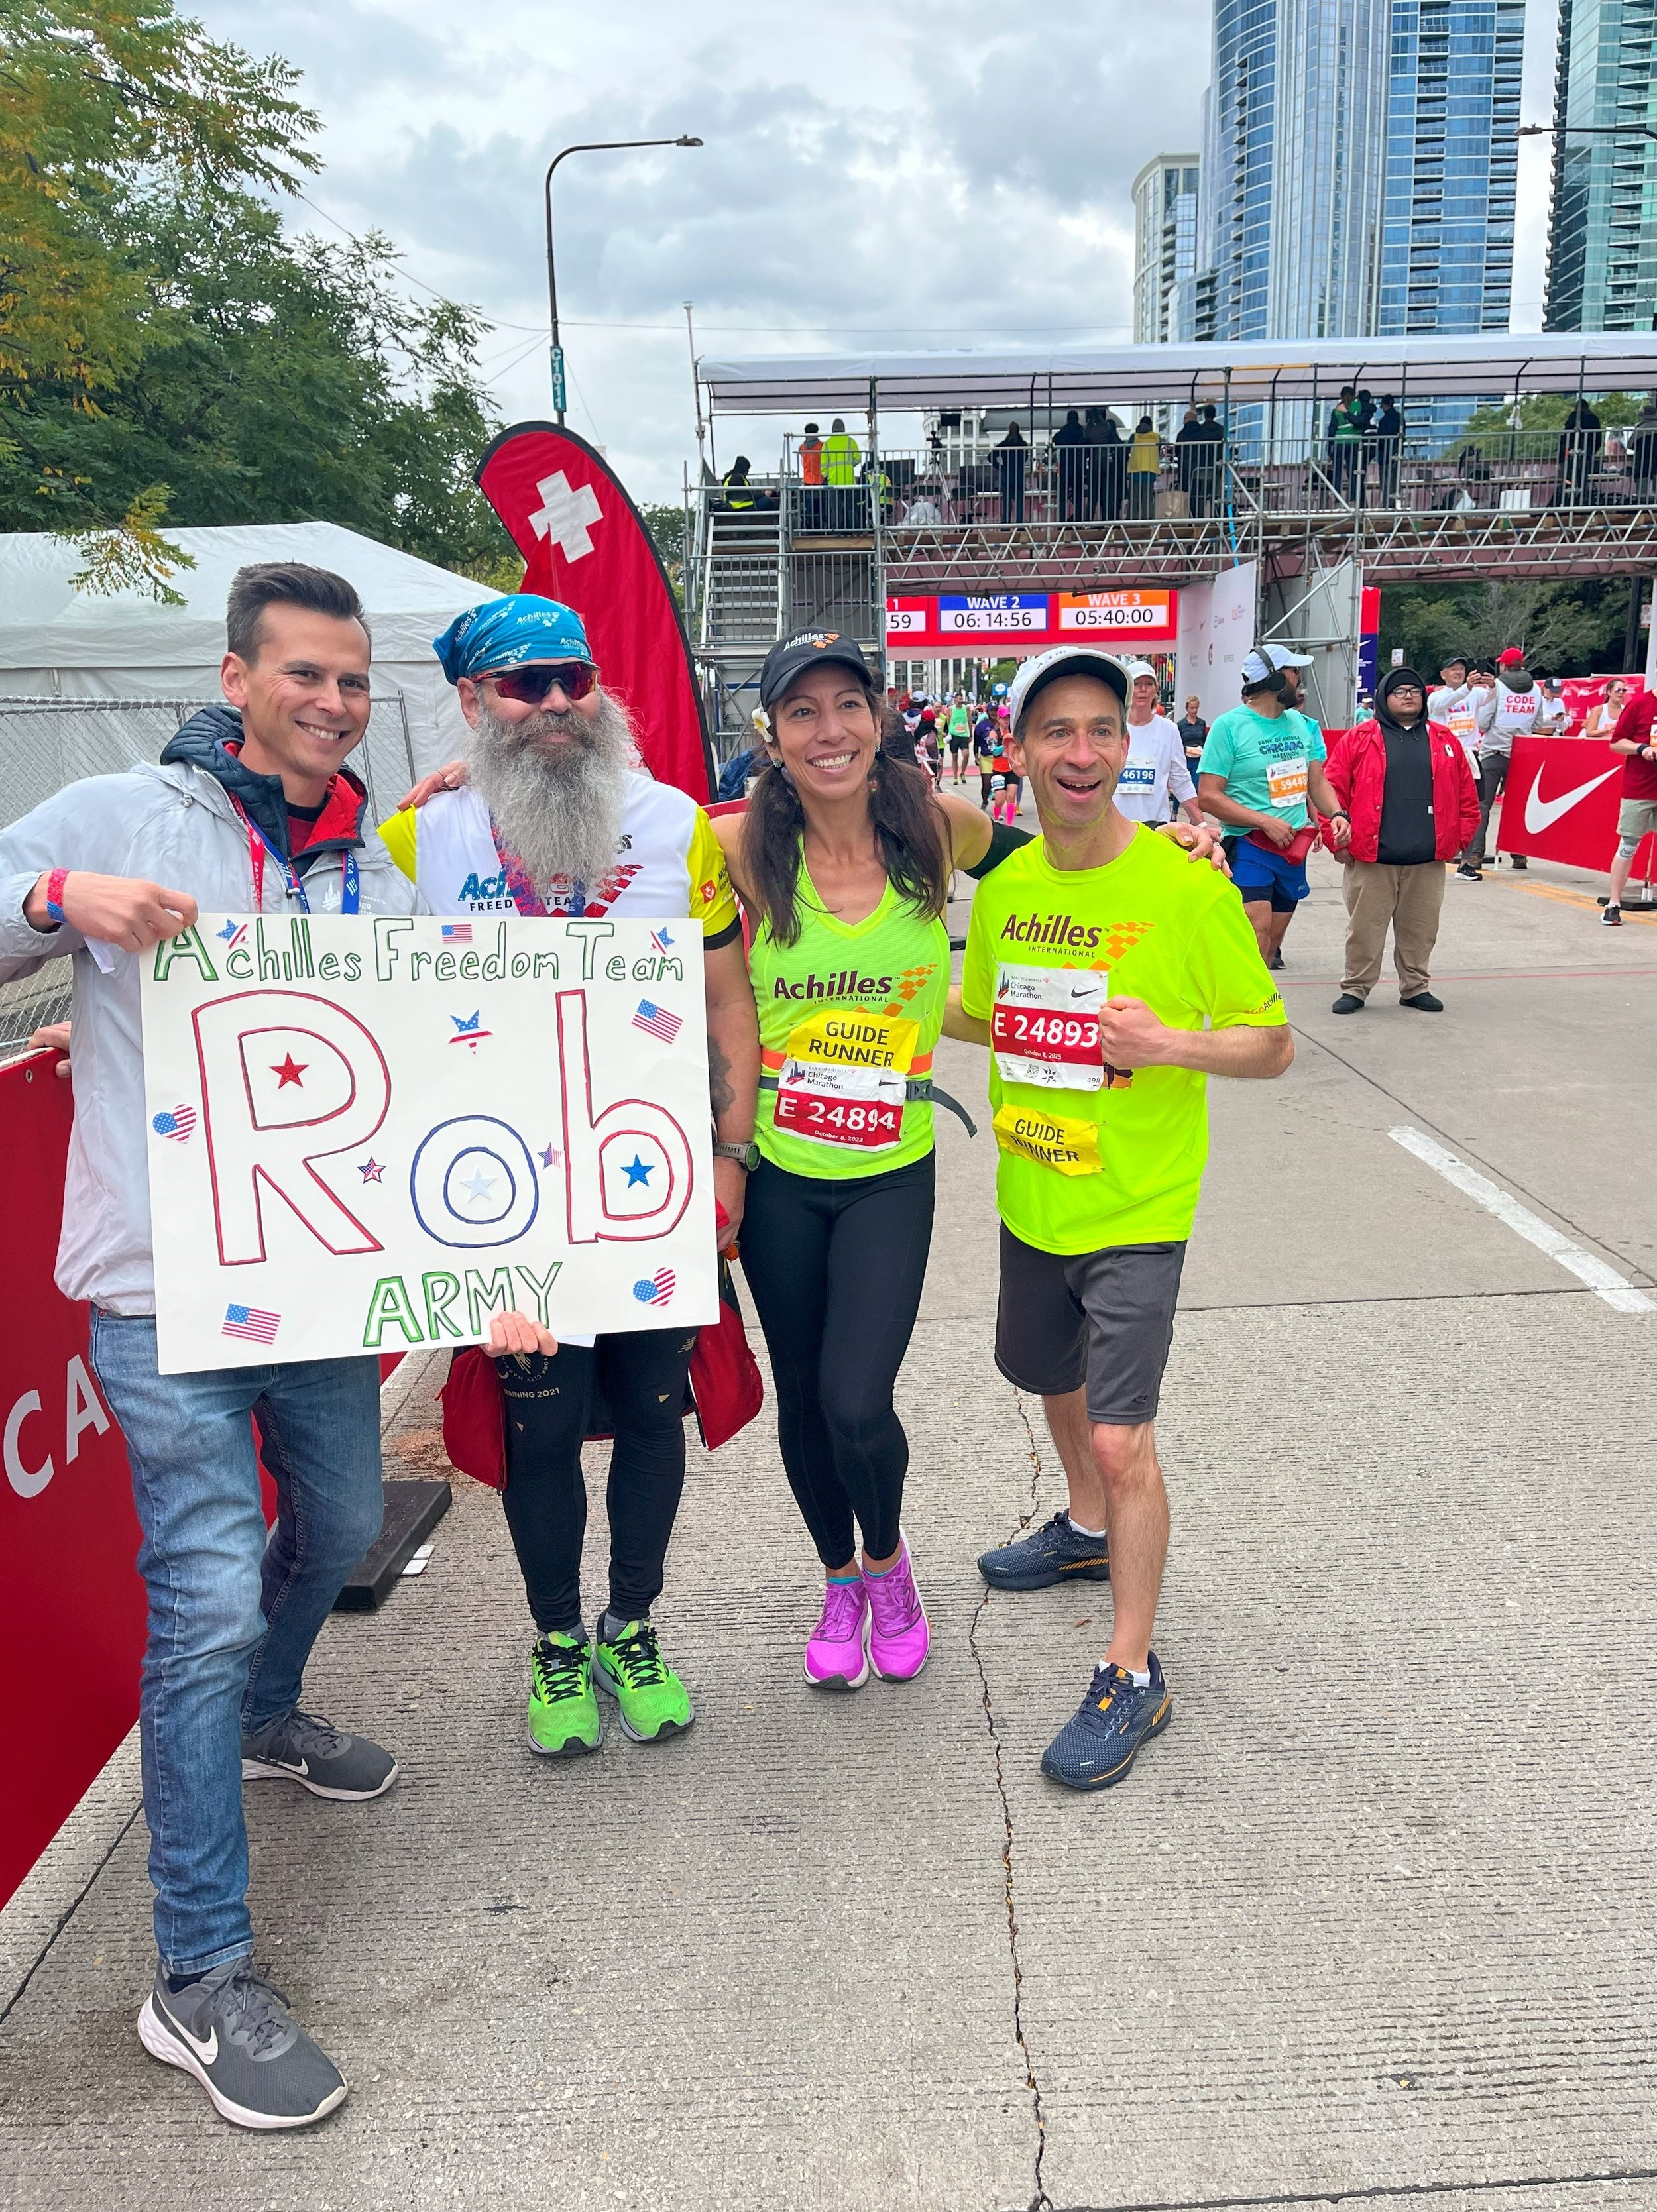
[543,135,703,427]
[1518,123,1657,142]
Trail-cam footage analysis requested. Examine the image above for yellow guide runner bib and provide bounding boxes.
[751,865,948,1179]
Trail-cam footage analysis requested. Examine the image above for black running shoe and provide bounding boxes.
[978,1512,1111,1591]
[139,1958,347,2130]
[1041,1654,1172,1791]
[241,1708,398,1801]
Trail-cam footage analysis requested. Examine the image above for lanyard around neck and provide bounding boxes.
[232,797,359,916]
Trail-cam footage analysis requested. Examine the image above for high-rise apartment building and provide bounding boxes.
[1133,155,1202,343]
[1189,0,1521,355]
[1543,0,1657,329]
[1198,0,1391,344]
[1381,0,1522,338]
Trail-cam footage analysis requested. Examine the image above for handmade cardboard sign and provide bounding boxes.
[140,913,715,1374]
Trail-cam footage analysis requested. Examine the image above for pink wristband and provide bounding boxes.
[44,868,69,926]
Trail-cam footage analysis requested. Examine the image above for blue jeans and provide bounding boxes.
[87,1316,383,1976]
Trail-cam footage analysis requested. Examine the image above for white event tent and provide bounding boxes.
[0,522,506,774]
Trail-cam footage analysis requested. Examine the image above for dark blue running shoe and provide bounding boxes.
[1041,1653,1172,1791]
[978,1512,1111,1591]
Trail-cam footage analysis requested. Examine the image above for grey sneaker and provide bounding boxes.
[241,1708,398,1801]
[978,1511,1112,1591]
[138,1958,347,2130]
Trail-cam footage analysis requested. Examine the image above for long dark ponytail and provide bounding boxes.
[742,688,950,947]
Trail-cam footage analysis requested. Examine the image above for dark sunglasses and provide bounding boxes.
[485,661,597,704]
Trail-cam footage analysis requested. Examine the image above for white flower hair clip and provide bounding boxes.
[750,706,772,737]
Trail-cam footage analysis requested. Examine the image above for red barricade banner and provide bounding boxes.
[1497,735,1657,874]
[0,1052,144,1907]
[475,422,716,804]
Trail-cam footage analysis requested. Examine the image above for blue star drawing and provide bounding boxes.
[621,1155,654,1188]
[461,1166,496,1204]
[357,1158,385,1184]
[539,1142,562,1168]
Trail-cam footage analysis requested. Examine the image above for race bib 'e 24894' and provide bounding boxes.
[992,964,1109,1093]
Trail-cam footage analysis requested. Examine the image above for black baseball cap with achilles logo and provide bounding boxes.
[758,629,876,715]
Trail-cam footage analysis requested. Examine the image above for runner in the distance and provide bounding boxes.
[973,704,998,808]
[947,690,973,785]
[710,630,1224,1694]
[1198,644,1350,967]
[1116,660,1204,830]
[381,594,760,1759]
[947,643,1292,1789]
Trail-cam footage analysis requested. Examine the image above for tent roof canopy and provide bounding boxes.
[699,333,1657,415]
[0,521,501,671]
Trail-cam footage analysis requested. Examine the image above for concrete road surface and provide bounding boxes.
[3,848,1654,2212]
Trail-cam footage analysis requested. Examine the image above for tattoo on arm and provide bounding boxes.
[707,1034,735,1118]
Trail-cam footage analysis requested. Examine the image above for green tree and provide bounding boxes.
[1381,577,1641,678]
[1,0,516,591]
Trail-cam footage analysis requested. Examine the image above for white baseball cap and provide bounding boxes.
[1007,645,1130,730]
[1123,660,1159,685]
[1239,643,1314,687]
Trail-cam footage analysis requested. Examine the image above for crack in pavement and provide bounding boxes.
[972,1388,1056,2212]
[1053,2158,1657,2210]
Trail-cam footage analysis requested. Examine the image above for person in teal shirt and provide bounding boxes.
[1197,645,1349,967]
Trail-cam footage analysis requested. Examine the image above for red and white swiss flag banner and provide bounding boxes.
[475,423,716,803]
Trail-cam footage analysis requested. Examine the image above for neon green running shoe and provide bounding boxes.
[527,1631,602,1757]
[592,1618,693,1743]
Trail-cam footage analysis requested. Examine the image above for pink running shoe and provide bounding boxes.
[804,1576,870,1690]
[863,1540,930,1681]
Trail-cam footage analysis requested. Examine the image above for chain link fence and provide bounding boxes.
[0,694,414,1052]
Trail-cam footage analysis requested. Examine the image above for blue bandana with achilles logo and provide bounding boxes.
[432,594,595,685]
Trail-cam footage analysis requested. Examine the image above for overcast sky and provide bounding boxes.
[209,0,1564,509]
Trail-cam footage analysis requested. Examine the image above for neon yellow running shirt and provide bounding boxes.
[751,863,949,1179]
[961,827,1286,1252]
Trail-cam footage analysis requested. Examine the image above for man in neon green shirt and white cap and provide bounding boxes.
[945,643,1294,1790]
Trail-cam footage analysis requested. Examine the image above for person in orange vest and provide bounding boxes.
[798,423,825,530]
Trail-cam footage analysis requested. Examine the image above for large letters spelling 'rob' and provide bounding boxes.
[141,914,716,1374]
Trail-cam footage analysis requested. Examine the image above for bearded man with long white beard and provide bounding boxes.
[379,596,760,1758]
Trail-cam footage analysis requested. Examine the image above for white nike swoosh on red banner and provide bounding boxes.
[1523,765,1620,835]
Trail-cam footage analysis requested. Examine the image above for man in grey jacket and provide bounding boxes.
[0,563,547,2129]
[1457,647,1538,879]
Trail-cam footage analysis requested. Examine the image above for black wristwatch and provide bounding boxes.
[713,1140,761,1171]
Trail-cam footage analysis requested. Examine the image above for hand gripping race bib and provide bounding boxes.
[992,964,1112,1093]
[773,1005,919,1152]
[1266,756,1309,810]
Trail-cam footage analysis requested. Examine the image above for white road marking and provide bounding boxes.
[1389,1126,1655,1313]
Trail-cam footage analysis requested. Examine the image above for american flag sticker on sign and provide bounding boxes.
[441,922,473,944]
[152,1105,197,1142]
[632,999,682,1045]
[223,1304,280,1346]
[632,1268,676,1307]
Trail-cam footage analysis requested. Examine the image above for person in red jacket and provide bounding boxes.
[1322,665,1481,1014]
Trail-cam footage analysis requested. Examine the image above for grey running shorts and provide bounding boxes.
[994,1227,1186,1425]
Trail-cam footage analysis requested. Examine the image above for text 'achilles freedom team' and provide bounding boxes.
[0,562,1292,2130]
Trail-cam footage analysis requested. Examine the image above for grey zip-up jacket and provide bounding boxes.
[0,706,422,1313]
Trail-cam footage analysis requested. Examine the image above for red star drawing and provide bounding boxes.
[271,1054,308,1087]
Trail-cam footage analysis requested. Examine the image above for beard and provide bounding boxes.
[465,691,634,889]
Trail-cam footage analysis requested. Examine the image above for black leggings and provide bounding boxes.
[494,1327,697,1633]
[739,1152,935,1570]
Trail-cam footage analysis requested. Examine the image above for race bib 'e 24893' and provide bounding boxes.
[992,964,1109,1093]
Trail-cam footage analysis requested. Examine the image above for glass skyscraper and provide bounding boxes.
[1193,0,1522,366]
[1133,155,1202,344]
[1543,0,1657,330]
[1380,0,1522,339]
